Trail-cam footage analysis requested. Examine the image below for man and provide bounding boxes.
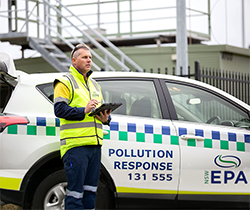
[54,44,111,210]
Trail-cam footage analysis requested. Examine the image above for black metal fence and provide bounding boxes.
[194,61,250,105]
[143,61,250,105]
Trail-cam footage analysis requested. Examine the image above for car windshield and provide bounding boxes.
[166,82,250,129]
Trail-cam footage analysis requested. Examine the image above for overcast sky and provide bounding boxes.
[0,0,249,60]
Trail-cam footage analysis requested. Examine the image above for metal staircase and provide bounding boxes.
[0,0,144,72]
[28,37,71,72]
[28,0,143,71]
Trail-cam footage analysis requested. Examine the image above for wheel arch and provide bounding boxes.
[20,150,64,209]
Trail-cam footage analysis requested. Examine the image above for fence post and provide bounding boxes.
[194,61,201,81]
[165,67,168,75]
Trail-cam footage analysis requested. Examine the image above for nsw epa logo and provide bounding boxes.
[214,155,241,168]
[204,154,247,184]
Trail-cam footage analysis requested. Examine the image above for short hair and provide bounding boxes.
[71,44,90,59]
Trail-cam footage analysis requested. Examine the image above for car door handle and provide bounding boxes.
[180,135,205,141]
[103,130,109,136]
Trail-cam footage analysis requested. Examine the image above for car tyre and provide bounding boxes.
[32,169,115,210]
[96,179,115,209]
[32,170,67,210]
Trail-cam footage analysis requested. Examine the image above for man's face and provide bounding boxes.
[72,48,92,75]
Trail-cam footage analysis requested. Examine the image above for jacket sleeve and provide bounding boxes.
[54,81,86,120]
[103,115,111,126]
[54,101,86,121]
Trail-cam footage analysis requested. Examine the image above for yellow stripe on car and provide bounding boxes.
[179,190,250,195]
[116,186,177,194]
[0,176,22,190]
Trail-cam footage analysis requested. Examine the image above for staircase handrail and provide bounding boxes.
[44,14,116,71]
[44,0,141,71]
[29,12,101,71]
[56,0,144,72]
[43,0,131,71]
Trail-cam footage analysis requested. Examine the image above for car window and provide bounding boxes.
[36,82,54,102]
[166,82,250,128]
[98,79,162,118]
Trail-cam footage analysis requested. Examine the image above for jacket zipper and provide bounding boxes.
[85,78,100,145]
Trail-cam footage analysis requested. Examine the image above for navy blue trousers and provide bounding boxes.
[63,146,101,210]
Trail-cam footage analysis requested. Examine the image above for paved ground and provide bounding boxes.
[0,201,249,210]
[0,204,22,210]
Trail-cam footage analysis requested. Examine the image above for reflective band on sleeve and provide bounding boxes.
[54,97,69,104]
[83,185,97,192]
[66,189,83,199]
[60,122,102,131]
[0,176,22,190]
[61,139,66,146]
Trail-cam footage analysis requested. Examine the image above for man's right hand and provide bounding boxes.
[85,99,99,114]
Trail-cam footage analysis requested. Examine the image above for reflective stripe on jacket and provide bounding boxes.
[55,66,103,157]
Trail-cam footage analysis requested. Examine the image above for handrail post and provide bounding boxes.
[44,1,47,39]
[26,0,29,34]
[8,0,12,32]
[48,0,51,40]
[57,0,62,41]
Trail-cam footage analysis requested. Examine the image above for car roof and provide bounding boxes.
[15,69,250,111]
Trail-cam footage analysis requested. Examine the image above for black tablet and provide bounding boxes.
[89,103,122,117]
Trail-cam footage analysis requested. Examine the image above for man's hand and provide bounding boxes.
[85,99,99,114]
[95,109,111,123]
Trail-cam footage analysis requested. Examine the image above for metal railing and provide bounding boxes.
[51,0,143,71]
[1,0,146,71]
[61,0,211,40]
[195,61,250,105]
[144,62,250,105]
[1,1,211,39]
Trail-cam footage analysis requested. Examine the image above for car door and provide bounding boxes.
[161,80,250,202]
[96,77,180,201]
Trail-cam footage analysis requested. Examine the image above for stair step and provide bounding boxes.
[61,62,71,67]
[33,38,46,45]
[42,44,56,51]
[50,52,67,59]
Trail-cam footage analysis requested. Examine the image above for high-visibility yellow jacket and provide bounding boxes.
[54,66,103,157]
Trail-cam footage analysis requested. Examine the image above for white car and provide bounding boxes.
[0,52,250,209]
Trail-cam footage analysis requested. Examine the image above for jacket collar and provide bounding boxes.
[69,65,93,81]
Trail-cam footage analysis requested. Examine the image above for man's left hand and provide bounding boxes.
[95,109,111,123]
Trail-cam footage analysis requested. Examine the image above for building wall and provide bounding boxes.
[15,57,55,73]
[220,52,250,74]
